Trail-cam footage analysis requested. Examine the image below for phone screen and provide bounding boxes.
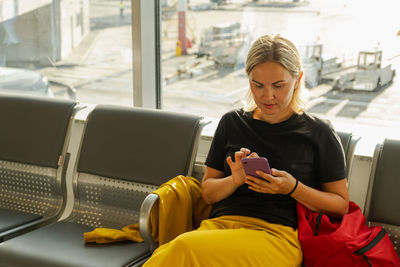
[241,157,271,179]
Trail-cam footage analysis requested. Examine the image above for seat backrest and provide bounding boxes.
[364,138,400,257]
[336,131,359,178]
[0,94,77,224]
[67,104,205,229]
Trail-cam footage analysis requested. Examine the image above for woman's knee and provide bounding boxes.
[168,230,201,251]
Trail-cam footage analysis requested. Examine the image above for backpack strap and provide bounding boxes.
[314,213,323,236]
[354,228,387,267]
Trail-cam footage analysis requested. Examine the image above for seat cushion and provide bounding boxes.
[0,221,151,267]
[0,208,42,232]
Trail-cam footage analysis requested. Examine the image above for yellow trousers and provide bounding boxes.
[143,215,303,267]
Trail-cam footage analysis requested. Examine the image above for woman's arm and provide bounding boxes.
[246,169,349,216]
[202,148,255,204]
[291,178,349,216]
[201,167,238,204]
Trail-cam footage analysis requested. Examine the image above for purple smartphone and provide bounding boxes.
[241,157,271,179]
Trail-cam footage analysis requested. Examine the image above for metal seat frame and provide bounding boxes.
[0,94,78,242]
[0,104,206,267]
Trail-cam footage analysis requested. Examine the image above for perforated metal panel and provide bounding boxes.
[0,160,59,216]
[370,221,400,257]
[69,172,158,229]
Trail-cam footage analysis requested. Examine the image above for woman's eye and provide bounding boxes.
[252,83,263,88]
[273,84,284,89]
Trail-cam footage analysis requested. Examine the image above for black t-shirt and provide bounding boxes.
[205,109,347,229]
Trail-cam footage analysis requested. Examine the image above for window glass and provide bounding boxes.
[161,0,400,139]
[0,0,133,106]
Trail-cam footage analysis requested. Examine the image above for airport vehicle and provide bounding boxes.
[197,22,248,66]
[0,66,54,97]
[331,50,395,91]
[300,43,342,88]
[301,45,395,91]
[0,66,77,99]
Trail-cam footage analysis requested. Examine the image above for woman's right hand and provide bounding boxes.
[226,148,258,186]
[201,148,258,204]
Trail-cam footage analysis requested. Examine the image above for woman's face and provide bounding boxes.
[249,61,300,124]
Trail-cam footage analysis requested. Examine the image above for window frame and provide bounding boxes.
[132,0,162,109]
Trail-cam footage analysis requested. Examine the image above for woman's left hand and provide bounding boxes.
[245,168,297,195]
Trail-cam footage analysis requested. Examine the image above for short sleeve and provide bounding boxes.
[205,115,228,172]
[316,121,347,183]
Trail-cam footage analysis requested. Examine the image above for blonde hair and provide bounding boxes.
[244,34,305,114]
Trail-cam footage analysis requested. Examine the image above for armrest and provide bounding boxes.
[139,193,159,252]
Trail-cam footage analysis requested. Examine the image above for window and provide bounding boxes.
[159,0,400,141]
[0,0,134,106]
[2,1,399,142]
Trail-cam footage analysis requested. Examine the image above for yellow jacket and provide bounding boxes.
[84,175,211,246]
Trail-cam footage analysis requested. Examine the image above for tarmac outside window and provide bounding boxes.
[160,0,400,142]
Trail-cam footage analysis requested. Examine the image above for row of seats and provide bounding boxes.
[0,94,206,267]
[0,94,399,266]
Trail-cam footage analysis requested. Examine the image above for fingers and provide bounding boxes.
[245,175,273,193]
[226,156,233,167]
[226,151,246,167]
[239,148,260,158]
[240,148,251,155]
[234,150,247,163]
[254,170,273,183]
[226,149,259,168]
[271,168,287,177]
[227,155,240,175]
[247,185,263,193]
[239,148,258,158]
[248,152,259,158]
[243,164,288,193]
[246,168,296,195]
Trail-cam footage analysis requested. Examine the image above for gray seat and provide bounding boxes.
[0,94,77,242]
[336,131,359,178]
[364,138,400,257]
[0,104,206,267]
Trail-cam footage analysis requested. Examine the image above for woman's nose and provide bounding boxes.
[264,87,274,100]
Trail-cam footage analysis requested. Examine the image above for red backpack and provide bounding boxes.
[297,201,400,267]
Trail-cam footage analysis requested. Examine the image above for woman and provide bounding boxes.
[144,34,349,266]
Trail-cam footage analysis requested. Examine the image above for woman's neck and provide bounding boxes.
[252,108,295,124]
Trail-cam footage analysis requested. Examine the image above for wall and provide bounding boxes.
[0,0,90,67]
